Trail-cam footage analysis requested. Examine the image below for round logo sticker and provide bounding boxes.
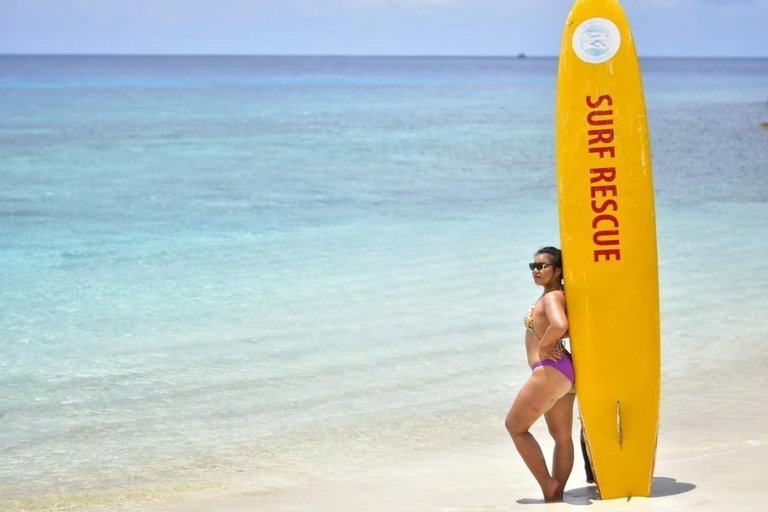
[571,18,621,64]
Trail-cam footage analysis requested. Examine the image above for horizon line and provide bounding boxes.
[1,52,766,59]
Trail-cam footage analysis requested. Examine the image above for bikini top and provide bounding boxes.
[523,305,536,332]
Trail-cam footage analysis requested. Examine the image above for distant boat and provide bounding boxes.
[517,52,527,58]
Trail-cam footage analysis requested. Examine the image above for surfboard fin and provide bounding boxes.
[617,400,623,449]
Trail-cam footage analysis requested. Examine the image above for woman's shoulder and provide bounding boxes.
[542,289,566,305]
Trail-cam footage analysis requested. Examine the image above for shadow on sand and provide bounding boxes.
[516,476,696,506]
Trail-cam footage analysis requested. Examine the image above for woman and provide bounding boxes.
[505,246,575,501]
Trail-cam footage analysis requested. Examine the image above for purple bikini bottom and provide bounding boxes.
[531,351,575,384]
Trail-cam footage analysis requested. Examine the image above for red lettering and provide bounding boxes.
[594,249,621,262]
[590,185,618,198]
[587,110,614,126]
[586,96,620,262]
[591,199,618,214]
[586,94,613,108]
[588,128,614,145]
[591,214,619,229]
[590,167,616,183]
[593,230,620,246]
[589,146,616,158]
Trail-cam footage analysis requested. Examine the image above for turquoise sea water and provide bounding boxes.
[1,56,767,506]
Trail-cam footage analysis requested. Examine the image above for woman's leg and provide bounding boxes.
[544,392,576,499]
[505,367,571,501]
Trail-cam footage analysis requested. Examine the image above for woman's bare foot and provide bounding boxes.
[552,481,566,501]
[543,477,561,502]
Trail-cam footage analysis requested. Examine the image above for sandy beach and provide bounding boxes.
[137,431,767,512]
[7,433,765,512]
[4,349,766,512]
[107,357,768,512]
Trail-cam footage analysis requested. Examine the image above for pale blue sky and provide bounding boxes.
[2,0,767,57]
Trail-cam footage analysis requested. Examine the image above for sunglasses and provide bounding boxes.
[528,262,554,271]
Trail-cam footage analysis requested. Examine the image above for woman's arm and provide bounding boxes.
[539,292,568,360]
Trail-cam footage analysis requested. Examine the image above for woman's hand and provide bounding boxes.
[538,341,564,362]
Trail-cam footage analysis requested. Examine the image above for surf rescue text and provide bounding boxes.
[586,94,621,262]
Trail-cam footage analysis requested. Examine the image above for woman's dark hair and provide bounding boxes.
[536,246,562,270]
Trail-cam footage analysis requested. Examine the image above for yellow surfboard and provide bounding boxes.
[555,0,660,499]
